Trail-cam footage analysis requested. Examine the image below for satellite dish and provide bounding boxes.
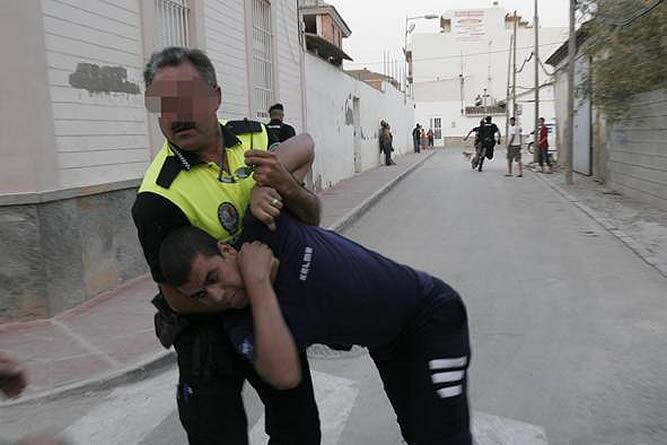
[408,23,416,33]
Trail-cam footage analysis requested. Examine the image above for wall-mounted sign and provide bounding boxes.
[453,10,486,42]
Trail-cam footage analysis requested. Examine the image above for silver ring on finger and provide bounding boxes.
[271,198,280,207]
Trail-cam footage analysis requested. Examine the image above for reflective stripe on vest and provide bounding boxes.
[138,119,268,242]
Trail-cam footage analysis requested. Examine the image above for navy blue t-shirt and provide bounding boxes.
[224,213,433,362]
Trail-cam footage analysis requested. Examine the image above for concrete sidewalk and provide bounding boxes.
[0,150,435,405]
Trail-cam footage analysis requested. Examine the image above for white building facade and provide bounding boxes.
[0,0,414,321]
[409,3,566,145]
[0,0,305,321]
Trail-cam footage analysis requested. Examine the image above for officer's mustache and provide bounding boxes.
[171,122,196,133]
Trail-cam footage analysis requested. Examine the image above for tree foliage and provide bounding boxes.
[577,0,667,121]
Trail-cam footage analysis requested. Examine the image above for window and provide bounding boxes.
[304,15,317,34]
[156,0,190,48]
[252,0,274,120]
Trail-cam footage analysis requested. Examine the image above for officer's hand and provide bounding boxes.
[250,187,283,231]
[0,352,28,398]
[238,241,277,290]
[245,150,296,193]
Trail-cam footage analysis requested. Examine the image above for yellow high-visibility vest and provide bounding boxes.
[138,119,268,241]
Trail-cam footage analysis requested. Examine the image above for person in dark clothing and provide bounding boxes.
[475,116,501,172]
[379,120,395,166]
[412,124,422,153]
[266,103,297,149]
[463,119,485,170]
[160,212,473,445]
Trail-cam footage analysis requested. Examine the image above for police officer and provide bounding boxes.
[132,47,321,444]
[266,103,297,149]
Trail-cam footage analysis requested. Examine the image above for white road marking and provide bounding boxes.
[249,370,359,445]
[472,411,549,445]
[61,369,178,445]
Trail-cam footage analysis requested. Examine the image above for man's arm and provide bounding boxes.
[246,133,321,227]
[238,242,301,389]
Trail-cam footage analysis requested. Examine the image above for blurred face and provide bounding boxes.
[540,118,545,126]
[269,109,284,122]
[145,62,221,152]
[510,118,516,126]
[177,244,249,310]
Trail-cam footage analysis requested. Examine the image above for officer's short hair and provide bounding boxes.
[144,47,218,88]
[159,226,220,286]
[269,103,284,113]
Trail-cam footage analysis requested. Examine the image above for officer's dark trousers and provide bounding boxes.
[173,317,321,444]
[369,279,472,445]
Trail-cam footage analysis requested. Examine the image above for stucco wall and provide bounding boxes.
[304,54,414,190]
[606,89,667,211]
[42,0,151,189]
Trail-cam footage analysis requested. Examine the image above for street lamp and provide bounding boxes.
[404,14,440,95]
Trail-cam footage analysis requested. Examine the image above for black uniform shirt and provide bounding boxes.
[223,213,434,361]
[266,119,296,147]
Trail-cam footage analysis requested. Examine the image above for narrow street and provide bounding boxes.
[2,149,666,445]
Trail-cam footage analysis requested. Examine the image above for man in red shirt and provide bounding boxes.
[538,117,552,174]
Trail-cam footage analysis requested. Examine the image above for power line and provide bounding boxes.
[346,41,568,67]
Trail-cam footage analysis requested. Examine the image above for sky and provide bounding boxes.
[326,0,570,71]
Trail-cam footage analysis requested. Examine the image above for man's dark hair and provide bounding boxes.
[539,117,545,122]
[485,116,492,123]
[144,47,218,88]
[269,103,284,113]
[159,226,221,286]
[510,116,516,121]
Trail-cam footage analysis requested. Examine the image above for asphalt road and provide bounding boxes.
[2,149,666,445]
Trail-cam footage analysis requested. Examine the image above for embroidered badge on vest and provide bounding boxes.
[218,202,240,234]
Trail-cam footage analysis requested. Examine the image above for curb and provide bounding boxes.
[2,153,436,406]
[1,350,175,408]
[327,151,436,233]
[532,171,667,280]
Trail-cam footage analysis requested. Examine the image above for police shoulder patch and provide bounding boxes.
[218,202,240,234]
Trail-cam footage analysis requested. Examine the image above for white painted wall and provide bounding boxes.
[0,0,59,194]
[41,0,151,189]
[272,0,305,132]
[305,54,414,190]
[3,0,390,195]
[206,0,250,119]
[207,0,303,129]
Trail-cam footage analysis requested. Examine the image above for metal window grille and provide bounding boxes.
[252,0,274,120]
[156,0,190,48]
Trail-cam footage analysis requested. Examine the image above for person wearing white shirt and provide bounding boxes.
[506,117,523,177]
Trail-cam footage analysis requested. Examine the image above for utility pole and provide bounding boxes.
[512,11,518,119]
[566,0,575,184]
[534,0,540,163]
[505,33,514,144]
